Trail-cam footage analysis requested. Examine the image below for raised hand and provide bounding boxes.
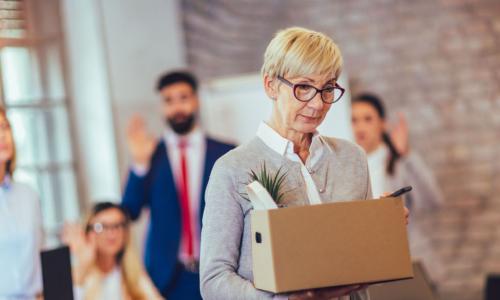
[61,223,97,283]
[126,115,156,166]
[389,113,410,156]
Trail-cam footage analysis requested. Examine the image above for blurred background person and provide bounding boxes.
[62,202,163,300]
[351,93,443,210]
[121,71,234,299]
[351,93,444,281]
[0,107,43,300]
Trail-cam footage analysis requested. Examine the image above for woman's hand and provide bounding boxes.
[389,113,410,156]
[381,192,410,226]
[403,206,410,225]
[288,284,367,299]
[127,115,156,167]
[61,223,97,284]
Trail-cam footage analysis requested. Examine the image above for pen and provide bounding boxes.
[389,186,413,197]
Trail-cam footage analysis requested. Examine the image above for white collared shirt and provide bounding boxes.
[367,144,389,198]
[256,122,331,205]
[133,127,206,262]
[164,127,206,262]
[256,123,350,300]
[0,178,43,300]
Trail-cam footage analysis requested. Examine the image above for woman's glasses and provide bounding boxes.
[86,221,128,234]
[277,76,345,104]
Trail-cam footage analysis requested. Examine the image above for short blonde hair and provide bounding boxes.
[261,27,343,80]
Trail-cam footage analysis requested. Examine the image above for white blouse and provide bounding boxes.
[256,122,328,205]
[74,266,164,300]
[74,267,124,300]
[366,144,389,198]
[0,178,43,300]
[256,122,350,300]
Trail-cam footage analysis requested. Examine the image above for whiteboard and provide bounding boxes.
[199,72,354,145]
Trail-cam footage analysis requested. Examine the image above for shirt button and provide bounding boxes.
[308,169,315,174]
[319,188,325,193]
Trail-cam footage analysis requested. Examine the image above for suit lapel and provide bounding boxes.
[199,137,213,223]
[158,141,181,210]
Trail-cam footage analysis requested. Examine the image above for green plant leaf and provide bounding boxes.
[246,162,287,205]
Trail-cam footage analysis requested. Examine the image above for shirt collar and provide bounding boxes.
[164,126,204,147]
[1,175,11,190]
[367,144,389,162]
[256,122,332,157]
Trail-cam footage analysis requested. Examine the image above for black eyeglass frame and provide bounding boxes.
[277,75,345,104]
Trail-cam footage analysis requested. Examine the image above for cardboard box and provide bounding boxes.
[251,197,413,293]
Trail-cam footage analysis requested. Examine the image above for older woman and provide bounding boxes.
[201,27,403,300]
[0,107,43,299]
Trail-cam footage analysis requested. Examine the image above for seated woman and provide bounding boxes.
[200,27,409,300]
[0,106,43,299]
[62,202,163,300]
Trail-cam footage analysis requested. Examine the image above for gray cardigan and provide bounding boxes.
[200,136,372,300]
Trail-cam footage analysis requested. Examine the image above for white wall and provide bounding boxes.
[61,0,121,203]
[61,0,186,204]
[98,0,187,179]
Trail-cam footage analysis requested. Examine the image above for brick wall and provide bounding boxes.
[182,0,500,299]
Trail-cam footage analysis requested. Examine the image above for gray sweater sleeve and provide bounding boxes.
[398,152,444,213]
[200,159,277,300]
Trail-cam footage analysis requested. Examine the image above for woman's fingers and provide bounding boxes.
[404,206,410,225]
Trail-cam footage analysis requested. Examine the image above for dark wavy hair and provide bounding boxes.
[156,70,198,92]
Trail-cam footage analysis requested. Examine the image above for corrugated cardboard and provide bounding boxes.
[251,197,413,293]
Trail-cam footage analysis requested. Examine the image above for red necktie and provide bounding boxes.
[178,139,194,259]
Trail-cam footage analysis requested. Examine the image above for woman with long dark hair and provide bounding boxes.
[351,93,444,282]
[351,93,443,211]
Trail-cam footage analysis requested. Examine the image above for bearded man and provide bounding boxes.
[122,71,234,300]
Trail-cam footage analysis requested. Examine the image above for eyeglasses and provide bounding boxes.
[277,76,345,104]
[86,221,128,234]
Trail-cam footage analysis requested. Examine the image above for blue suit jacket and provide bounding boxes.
[122,136,234,292]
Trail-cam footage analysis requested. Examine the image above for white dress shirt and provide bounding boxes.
[74,267,124,300]
[133,127,206,262]
[256,122,329,205]
[0,177,43,300]
[366,144,389,198]
[256,122,348,300]
[164,127,205,262]
[74,266,163,300]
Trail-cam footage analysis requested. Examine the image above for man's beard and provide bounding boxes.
[166,113,196,135]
